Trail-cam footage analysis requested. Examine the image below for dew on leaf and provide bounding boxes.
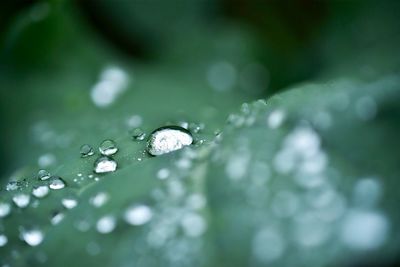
[181,212,207,237]
[130,128,146,141]
[37,169,50,181]
[90,192,109,207]
[50,211,65,225]
[94,157,117,174]
[340,210,388,250]
[0,202,11,217]
[147,126,193,156]
[12,193,30,208]
[6,181,21,191]
[267,109,286,129]
[124,204,153,226]
[252,227,285,263]
[62,198,78,209]
[99,139,118,156]
[32,185,49,198]
[48,176,66,190]
[0,234,8,247]
[157,168,170,180]
[80,144,94,157]
[21,229,44,246]
[96,215,116,234]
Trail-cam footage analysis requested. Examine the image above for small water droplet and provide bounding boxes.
[157,168,170,180]
[130,128,146,141]
[267,109,286,129]
[0,202,11,218]
[189,122,204,133]
[48,176,66,190]
[12,193,30,208]
[147,126,193,156]
[62,198,78,209]
[32,185,49,198]
[90,192,109,207]
[99,139,118,156]
[37,169,50,181]
[21,229,44,246]
[50,211,64,225]
[80,144,94,157]
[181,212,207,237]
[6,181,21,191]
[94,157,117,174]
[124,204,153,226]
[0,234,8,247]
[96,215,116,234]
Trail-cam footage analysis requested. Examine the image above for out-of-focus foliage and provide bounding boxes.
[0,1,399,267]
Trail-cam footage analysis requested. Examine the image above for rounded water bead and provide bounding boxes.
[147,126,193,156]
[99,139,118,156]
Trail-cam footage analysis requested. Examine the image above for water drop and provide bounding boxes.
[37,169,50,181]
[21,229,44,246]
[12,193,30,208]
[6,181,20,191]
[267,109,286,129]
[124,204,153,226]
[130,128,146,141]
[0,234,7,247]
[51,211,65,225]
[94,157,117,174]
[38,153,56,168]
[181,212,207,237]
[32,185,49,198]
[48,176,66,190]
[62,198,78,209]
[0,202,11,217]
[96,215,116,234]
[157,168,170,180]
[99,139,118,156]
[80,144,94,157]
[90,192,109,207]
[147,126,193,156]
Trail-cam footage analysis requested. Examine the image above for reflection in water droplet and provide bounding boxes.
[147,126,193,156]
[62,198,78,209]
[12,193,30,208]
[96,215,116,234]
[37,169,50,181]
[124,204,153,226]
[130,128,146,141]
[21,229,44,246]
[99,139,118,156]
[0,202,11,217]
[32,185,49,198]
[94,157,117,174]
[80,144,94,157]
[90,192,109,207]
[49,176,66,190]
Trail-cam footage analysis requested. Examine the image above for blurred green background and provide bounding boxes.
[0,0,399,267]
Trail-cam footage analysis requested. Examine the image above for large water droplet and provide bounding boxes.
[130,128,146,141]
[32,185,49,198]
[147,126,193,156]
[48,176,66,190]
[0,202,11,218]
[96,215,116,234]
[94,157,117,173]
[124,204,153,226]
[21,229,44,246]
[99,139,118,156]
[37,169,50,181]
[80,144,94,157]
[12,193,30,208]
